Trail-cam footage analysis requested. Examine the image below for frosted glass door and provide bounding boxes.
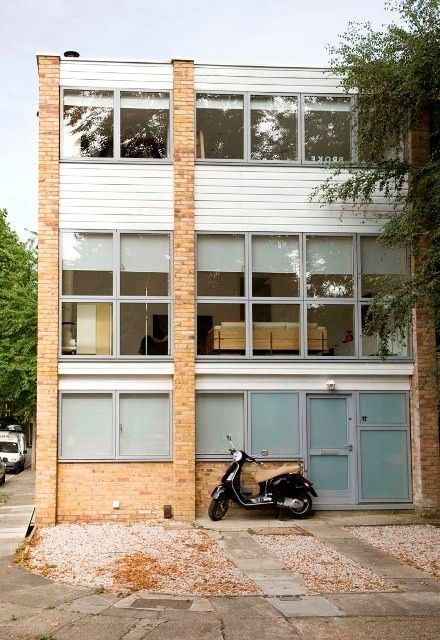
[308,396,353,503]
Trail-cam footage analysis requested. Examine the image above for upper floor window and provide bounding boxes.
[196,94,244,159]
[196,92,353,164]
[61,231,171,358]
[303,96,352,163]
[63,90,114,158]
[251,95,298,161]
[62,89,170,160]
[196,233,410,359]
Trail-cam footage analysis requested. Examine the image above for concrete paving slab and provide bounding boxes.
[211,596,297,640]
[325,592,407,616]
[0,609,84,640]
[1,582,94,608]
[253,578,307,596]
[269,594,344,617]
[58,592,121,614]
[291,616,440,639]
[53,614,135,640]
[0,556,50,593]
[0,601,42,623]
[139,615,223,640]
[385,591,440,615]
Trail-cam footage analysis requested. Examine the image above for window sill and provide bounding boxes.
[60,157,173,165]
[58,458,173,463]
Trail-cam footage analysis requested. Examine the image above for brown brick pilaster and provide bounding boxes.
[35,55,60,525]
[407,110,440,515]
[172,60,196,519]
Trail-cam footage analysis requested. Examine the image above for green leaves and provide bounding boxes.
[316,0,440,357]
[0,209,37,418]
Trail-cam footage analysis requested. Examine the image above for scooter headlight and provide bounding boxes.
[232,451,242,462]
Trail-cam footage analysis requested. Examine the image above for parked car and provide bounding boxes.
[0,429,27,474]
[0,458,6,485]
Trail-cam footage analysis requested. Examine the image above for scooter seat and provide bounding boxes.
[255,463,301,484]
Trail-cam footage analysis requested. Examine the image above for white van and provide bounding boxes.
[0,429,27,474]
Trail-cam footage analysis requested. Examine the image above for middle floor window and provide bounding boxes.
[196,233,410,359]
[61,231,172,358]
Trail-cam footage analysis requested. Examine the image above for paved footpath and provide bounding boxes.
[0,472,439,639]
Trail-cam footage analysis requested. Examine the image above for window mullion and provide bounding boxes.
[114,90,121,160]
[244,93,251,162]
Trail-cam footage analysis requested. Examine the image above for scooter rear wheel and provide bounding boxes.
[288,493,312,518]
[208,498,230,521]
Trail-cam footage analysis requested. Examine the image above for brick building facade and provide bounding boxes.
[36,54,440,524]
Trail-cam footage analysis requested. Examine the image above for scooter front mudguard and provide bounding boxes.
[211,484,228,500]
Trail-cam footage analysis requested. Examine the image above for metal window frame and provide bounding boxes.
[60,87,173,164]
[58,390,173,462]
[247,390,302,460]
[195,90,354,167]
[357,426,412,503]
[195,231,412,362]
[195,390,247,459]
[195,90,247,162]
[59,229,173,361]
[356,390,410,427]
[301,93,355,166]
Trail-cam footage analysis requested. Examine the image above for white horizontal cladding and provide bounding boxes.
[58,361,174,376]
[195,165,393,233]
[194,65,347,93]
[59,163,174,230]
[59,375,173,391]
[60,60,173,90]
[195,361,413,391]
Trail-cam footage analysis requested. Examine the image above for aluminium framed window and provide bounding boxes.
[59,230,172,360]
[195,390,302,461]
[58,391,172,461]
[195,91,355,166]
[60,87,173,163]
[196,231,411,361]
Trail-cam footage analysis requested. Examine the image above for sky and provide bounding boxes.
[0,0,393,237]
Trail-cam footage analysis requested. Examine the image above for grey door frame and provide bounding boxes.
[306,393,356,505]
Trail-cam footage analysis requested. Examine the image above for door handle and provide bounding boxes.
[119,424,123,432]
[344,444,353,451]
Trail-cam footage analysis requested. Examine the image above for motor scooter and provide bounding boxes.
[208,435,317,521]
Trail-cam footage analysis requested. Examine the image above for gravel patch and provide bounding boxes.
[256,534,396,593]
[26,522,260,596]
[347,524,440,578]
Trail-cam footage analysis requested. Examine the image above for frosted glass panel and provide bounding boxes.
[360,430,409,500]
[63,233,113,271]
[361,237,407,274]
[61,394,113,459]
[306,236,353,297]
[251,393,299,457]
[252,236,299,273]
[310,455,348,490]
[196,394,244,455]
[121,235,170,273]
[119,394,170,457]
[307,236,353,274]
[197,235,245,272]
[359,393,407,425]
[309,397,347,449]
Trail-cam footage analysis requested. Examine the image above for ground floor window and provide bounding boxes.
[196,390,411,504]
[59,392,171,461]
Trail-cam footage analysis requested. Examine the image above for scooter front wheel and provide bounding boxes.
[288,493,313,519]
[208,498,230,521]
